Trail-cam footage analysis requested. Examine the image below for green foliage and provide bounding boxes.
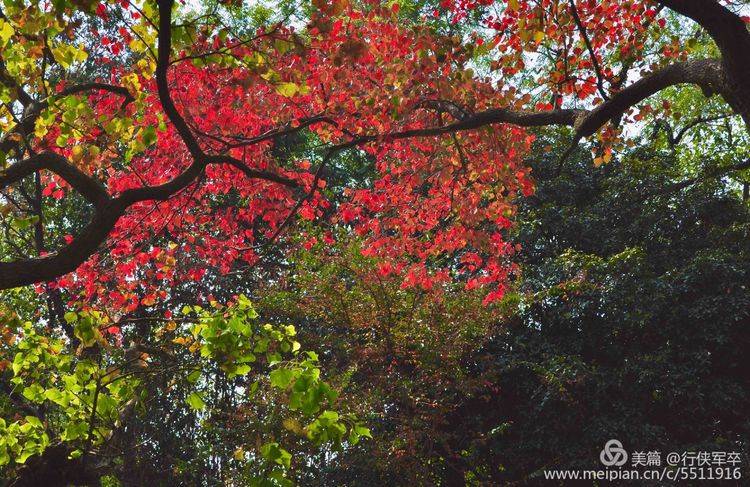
[427,144,750,483]
[0,416,49,466]
[175,296,369,483]
[1,294,370,484]
[2,320,139,466]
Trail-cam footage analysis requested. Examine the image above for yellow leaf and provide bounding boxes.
[534,31,545,43]
[275,82,299,98]
[34,119,48,138]
[71,145,84,163]
[122,73,142,96]
[508,0,519,11]
[593,156,603,167]
[0,19,13,46]
[282,418,303,434]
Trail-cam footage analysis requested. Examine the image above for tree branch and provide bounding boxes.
[0,83,135,155]
[155,0,203,160]
[574,58,725,137]
[657,0,750,125]
[327,59,725,151]
[568,0,609,100]
[640,158,750,203]
[0,151,110,208]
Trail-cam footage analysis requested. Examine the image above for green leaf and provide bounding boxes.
[0,448,9,466]
[22,384,44,403]
[186,392,206,410]
[354,425,371,438]
[260,442,292,469]
[233,364,252,376]
[16,449,36,464]
[187,370,201,384]
[10,215,39,231]
[63,311,78,324]
[319,410,339,422]
[44,388,70,407]
[61,422,87,441]
[269,368,294,389]
[24,416,42,429]
[141,126,157,146]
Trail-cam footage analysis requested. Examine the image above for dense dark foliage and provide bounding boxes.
[277,144,750,485]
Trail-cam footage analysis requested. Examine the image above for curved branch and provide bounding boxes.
[226,115,340,148]
[657,0,750,125]
[57,83,135,109]
[155,0,203,159]
[330,60,726,149]
[351,106,582,144]
[0,83,135,155]
[0,151,110,208]
[0,201,122,289]
[0,59,33,107]
[669,113,735,147]
[638,158,750,203]
[574,58,726,137]
[657,0,750,58]
[206,155,299,187]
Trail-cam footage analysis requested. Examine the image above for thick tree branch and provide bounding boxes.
[657,0,750,57]
[658,0,750,125]
[346,106,582,144]
[335,59,725,149]
[0,151,110,208]
[0,201,122,289]
[574,59,726,137]
[155,0,203,160]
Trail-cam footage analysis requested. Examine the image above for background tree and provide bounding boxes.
[250,136,750,485]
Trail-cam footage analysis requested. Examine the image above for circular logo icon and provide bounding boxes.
[600,439,628,467]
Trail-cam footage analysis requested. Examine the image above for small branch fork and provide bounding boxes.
[568,0,609,101]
